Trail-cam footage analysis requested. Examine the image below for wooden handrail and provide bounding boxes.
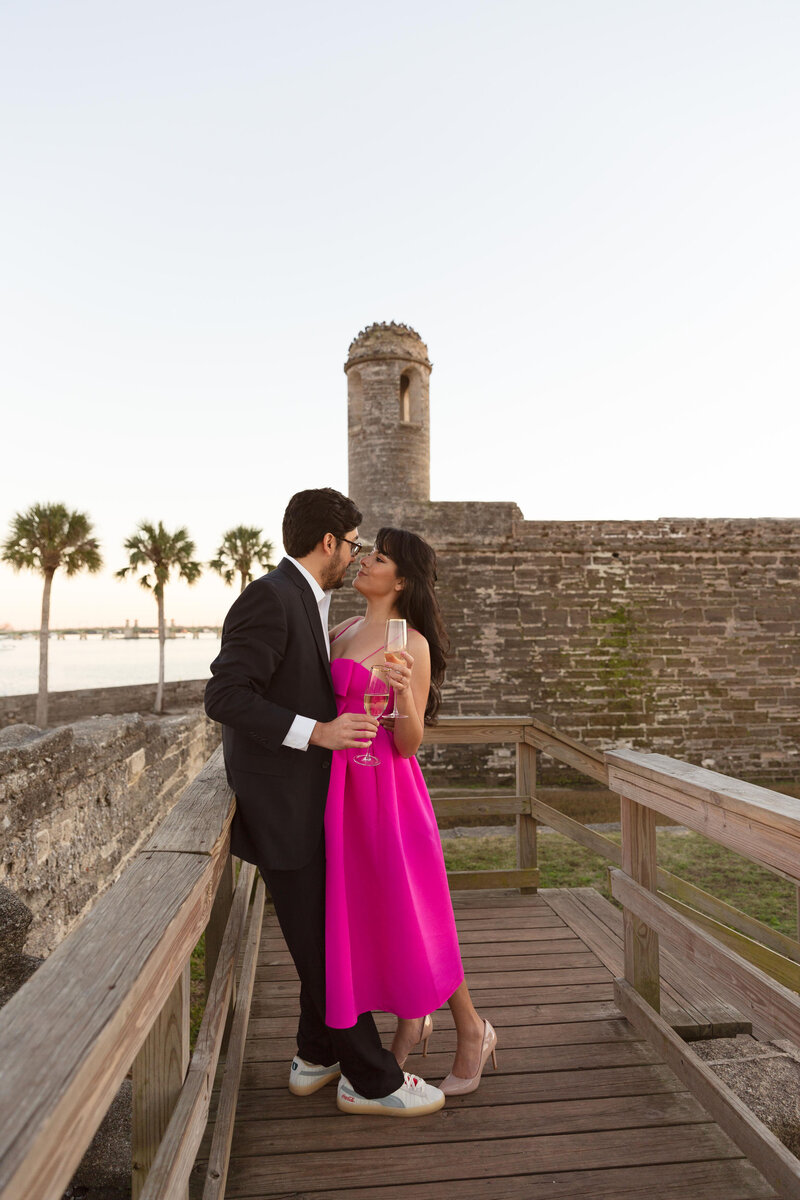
[606,749,800,885]
[0,747,235,1200]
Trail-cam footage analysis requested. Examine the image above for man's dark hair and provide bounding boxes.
[282,488,362,558]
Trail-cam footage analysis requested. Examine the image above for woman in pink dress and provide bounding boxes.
[324,526,497,1095]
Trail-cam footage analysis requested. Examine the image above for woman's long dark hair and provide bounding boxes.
[374,527,449,724]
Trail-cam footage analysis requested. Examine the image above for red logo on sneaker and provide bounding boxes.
[341,1094,355,1103]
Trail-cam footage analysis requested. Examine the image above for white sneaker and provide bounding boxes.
[289,1055,341,1095]
[336,1071,445,1116]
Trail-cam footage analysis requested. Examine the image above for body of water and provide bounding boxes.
[0,633,221,696]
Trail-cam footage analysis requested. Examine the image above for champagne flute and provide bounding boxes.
[383,618,408,719]
[354,667,389,766]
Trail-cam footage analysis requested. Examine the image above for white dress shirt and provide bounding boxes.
[282,556,332,751]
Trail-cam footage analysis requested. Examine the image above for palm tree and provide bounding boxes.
[2,503,102,727]
[116,521,202,714]
[208,525,275,593]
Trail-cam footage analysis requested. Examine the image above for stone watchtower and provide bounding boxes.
[345,322,432,536]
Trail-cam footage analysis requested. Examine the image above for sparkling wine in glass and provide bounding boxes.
[383,618,408,719]
[354,667,389,766]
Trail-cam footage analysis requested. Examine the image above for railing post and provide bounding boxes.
[516,736,538,894]
[132,961,190,1200]
[620,794,660,1011]
[206,853,236,1052]
[205,854,234,1000]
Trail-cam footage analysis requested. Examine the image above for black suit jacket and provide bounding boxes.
[204,559,338,869]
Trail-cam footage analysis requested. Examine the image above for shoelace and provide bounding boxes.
[403,1073,423,1090]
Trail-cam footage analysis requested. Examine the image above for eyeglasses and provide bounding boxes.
[338,536,362,558]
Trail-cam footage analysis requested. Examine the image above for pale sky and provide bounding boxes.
[2,0,798,630]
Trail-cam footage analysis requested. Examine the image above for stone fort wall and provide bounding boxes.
[331,502,800,787]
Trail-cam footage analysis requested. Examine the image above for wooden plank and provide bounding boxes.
[218,1125,746,1196]
[137,863,256,1200]
[527,718,608,785]
[658,867,800,967]
[620,795,660,1011]
[132,962,190,1200]
[220,1091,710,1155]
[238,1039,661,1090]
[249,1160,776,1200]
[607,761,800,885]
[660,893,800,994]
[257,936,588,964]
[243,1017,634,1062]
[257,948,601,982]
[230,1061,687,1112]
[245,1003,624,1041]
[611,871,800,1044]
[529,795,622,864]
[203,878,266,1200]
[422,718,528,745]
[615,978,800,1200]
[606,749,800,835]
[450,911,566,927]
[450,895,551,912]
[451,888,548,906]
[143,746,234,854]
[248,982,617,1020]
[242,1020,637,1067]
[0,844,229,1200]
[447,868,539,890]
[431,795,530,817]
[205,855,234,1002]
[516,740,538,894]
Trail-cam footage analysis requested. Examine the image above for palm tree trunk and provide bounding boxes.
[239,570,247,593]
[36,569,55,727]
[155,590,165,714]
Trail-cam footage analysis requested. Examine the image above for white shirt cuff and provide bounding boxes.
[283,713,316,751]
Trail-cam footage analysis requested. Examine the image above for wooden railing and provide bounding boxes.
[2,718,799,1198]
[0,745,261,1200]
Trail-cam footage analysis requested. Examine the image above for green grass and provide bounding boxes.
[443,829,799,938]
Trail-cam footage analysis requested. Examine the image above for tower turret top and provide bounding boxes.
[345,322,432,371]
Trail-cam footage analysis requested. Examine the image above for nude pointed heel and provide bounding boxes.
[396,1014,434,1068]
[420,1013,433,1057]
[439,1019,497,1096]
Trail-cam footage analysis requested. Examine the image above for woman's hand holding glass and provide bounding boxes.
[382,649,414,715]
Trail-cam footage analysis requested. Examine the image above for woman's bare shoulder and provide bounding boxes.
[329,615,363,638]
[407,627,430,660]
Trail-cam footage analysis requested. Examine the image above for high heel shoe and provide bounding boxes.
[396,1014,434,1068]
[439,1019,497,1096]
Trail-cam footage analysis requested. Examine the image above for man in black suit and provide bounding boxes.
[205,488,444,1115]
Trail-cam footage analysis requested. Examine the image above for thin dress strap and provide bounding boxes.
[357,645,385,665]
[329,617,362,644]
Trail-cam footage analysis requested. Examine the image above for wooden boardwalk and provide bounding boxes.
[192,889,777,1199]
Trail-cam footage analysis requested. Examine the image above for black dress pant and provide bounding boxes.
[259,838,404,1099]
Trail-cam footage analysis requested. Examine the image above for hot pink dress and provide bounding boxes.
[324,645,464,1029]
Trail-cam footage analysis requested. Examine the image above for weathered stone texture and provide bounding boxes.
[0,710,220,960]
[0,677,208,730]
[357,507,799,785]
[347,322,432,524]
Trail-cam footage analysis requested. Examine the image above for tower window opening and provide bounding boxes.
[400,373,411,423]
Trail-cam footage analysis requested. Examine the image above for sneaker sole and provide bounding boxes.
[336,1094,445,1116]
[289,1070,341,1096]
